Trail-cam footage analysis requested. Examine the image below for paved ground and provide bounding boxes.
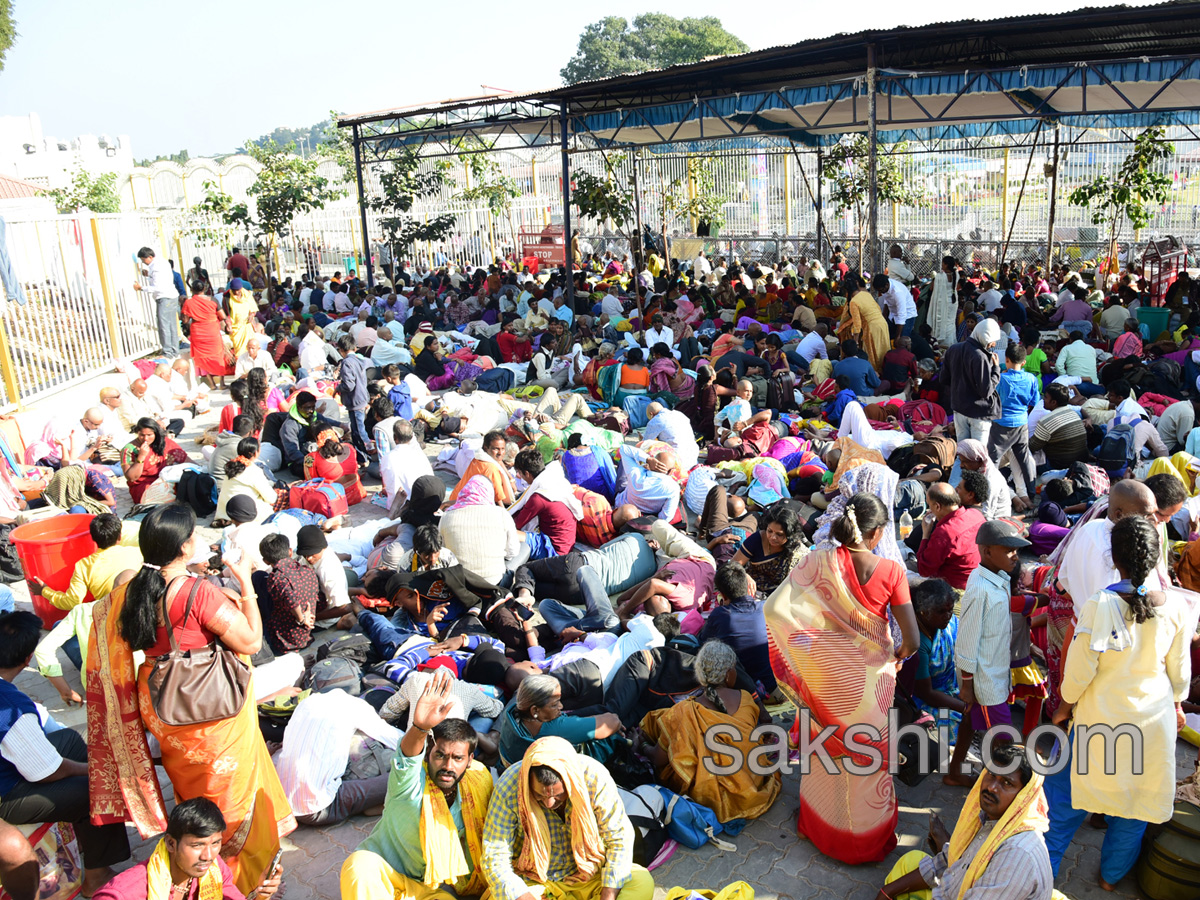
[7,372,1195,900]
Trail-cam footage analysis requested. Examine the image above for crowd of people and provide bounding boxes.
[0,238,1197,900]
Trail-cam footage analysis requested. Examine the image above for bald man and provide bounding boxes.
[146,363,195,422]
[615,444,681,522]
[118,378,183,436]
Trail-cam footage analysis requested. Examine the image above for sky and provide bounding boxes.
[0,0,1169,159]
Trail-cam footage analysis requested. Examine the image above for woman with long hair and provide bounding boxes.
[120,418,187,504]
[1044,515,1194,890]
[215,437,283,523]
[765,492,920,864]
[86,504,294,895]
[303,429,365,505]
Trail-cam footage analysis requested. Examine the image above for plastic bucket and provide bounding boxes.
[1137,306,1171,341]
[10,514,96,627]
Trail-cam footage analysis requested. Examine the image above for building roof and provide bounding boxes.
[339,1,1200,155]
[0,174,44,201]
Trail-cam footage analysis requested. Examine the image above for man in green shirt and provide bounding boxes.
[341,671,493,900]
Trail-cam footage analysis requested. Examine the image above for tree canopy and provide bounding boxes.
[0,0,15,72]
[561,14,748,84]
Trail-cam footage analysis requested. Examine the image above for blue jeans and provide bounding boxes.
[0,584,13,614]
[524,531,558,561]
[1074,381,1106,397]
[359,609,414,659]
[537,565,619,633]
[784,349,809,373]
[1043,731,1147,884]
[63,635,82,671]
[347,406,369,455]
[899,316,916,338]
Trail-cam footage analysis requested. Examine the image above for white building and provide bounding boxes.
[0,113,134,192]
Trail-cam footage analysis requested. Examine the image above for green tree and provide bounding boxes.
[572,153,635,238]
[662,157,729,235]
[453,146,521,253]
[561,15,748,84]
[820,136,925,262]
[0,0,16,72]
[1068,125,1175,266]
[200,139,343,279]
[367,150,456,255]
[47,167,121,214]
[136,149,191,167]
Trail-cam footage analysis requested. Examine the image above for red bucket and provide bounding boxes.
[10,514,96,627]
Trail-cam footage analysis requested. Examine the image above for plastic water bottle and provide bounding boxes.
[898,510,914,540]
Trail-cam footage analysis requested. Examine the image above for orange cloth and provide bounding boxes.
[448,456,516,507]
[619,366,650,390]
[641,692,780,822]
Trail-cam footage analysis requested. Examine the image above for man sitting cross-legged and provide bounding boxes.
[341,670,494,900]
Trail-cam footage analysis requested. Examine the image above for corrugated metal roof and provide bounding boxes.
[339,0,1200,126]
[0,174,44,200]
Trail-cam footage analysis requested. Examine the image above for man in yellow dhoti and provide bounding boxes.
[341,670,493,900]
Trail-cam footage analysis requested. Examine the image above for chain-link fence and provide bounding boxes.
[580,232,1131,279]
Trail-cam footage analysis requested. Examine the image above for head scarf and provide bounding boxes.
[399,475,444,527]
[956,438,990,471]
[449,475,495,511]
[515,737,605,885]
[813,462,902,563]
[947,769,1048,900]
[44,465,108,515]
[971,318,1002,346]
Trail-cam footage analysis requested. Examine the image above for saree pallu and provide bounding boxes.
[764,548,898,864]
[86,587,167,836]
[136,660,295,894]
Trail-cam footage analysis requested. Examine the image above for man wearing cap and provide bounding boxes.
[951,519,1028,780]
[296,525,355,621]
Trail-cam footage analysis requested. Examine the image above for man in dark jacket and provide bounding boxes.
[271,392,340,477]
[336,334,371,456]
[940,316,1001,445]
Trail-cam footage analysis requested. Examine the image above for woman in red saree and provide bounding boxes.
[303,429,365,505]
[86,504,294,896]
[764,493,919,864]
[120,418,188,504]
[181,288,233,386]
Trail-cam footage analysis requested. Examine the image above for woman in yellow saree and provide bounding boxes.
[86,504,294,895]
[837,274,892,373]
[764,493,919,865]
[225,277,259,359]
[640,641,780,823]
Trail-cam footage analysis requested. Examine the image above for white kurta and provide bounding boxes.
[1062,589,1195,822]
[928,271,958,349]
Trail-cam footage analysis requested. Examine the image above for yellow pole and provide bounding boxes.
[156,217,169,259]
[90,218,123,360]
[173,228,186,281]
[147,174,156,206]
[0,315,22,408]
[487,210,497,264]
[783,153,792,234]
[130,174,140,210]
[892,201,898,238]
[531,157,547,226]
[686,156,697,233]
[1001,147,1010,237]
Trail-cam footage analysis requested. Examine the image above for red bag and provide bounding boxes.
[288,478,348,517]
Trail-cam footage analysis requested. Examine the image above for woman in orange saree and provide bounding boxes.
[86,504,294,895]
[764,493,919,865]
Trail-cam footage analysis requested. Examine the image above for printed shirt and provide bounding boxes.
[265,558,322,652]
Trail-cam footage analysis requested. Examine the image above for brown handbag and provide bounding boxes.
[146,577,251,727]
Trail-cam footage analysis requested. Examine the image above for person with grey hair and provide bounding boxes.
[496,674,623,770]
[639,639,781,822]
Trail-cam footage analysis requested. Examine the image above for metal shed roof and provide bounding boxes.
[340,1,1200,156]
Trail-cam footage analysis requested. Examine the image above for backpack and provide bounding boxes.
[618,786,674,869]
[1094,422,1136,473]
[744,374,769,409]
[175,469,217,517]
[388,382,413,419]
[303,658,361,696]
[317,633,374,667]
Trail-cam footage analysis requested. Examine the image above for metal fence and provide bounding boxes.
[578,232,1122,278]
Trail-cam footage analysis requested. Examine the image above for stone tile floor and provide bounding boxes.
[8,374,1194,899]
